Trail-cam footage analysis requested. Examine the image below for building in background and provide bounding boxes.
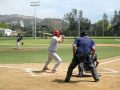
[0,28,16,36]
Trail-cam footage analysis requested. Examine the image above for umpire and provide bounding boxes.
[65,32,99,82]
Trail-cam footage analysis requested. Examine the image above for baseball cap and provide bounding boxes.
[80,32,88,37]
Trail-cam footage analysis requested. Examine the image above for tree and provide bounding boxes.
[92,13,109,36]
[111,10,120,36]
[63,9,91,36]
[0,22,10,28]
[64,9,78,36]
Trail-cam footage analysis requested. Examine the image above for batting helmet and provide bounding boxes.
[52,29,61,36]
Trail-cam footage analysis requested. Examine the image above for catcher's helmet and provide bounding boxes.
[52,29,61,36]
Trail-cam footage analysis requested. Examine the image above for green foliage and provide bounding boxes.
[111,10,120,36]
[0,23,10,28]
[63,9,91,36]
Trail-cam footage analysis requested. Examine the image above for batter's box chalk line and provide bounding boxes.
[25,68,68,77]
[25,68,38,76]
[98,67,119,74]
[98,59,120,74]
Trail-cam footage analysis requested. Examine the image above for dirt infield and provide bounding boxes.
[0,56,120,90]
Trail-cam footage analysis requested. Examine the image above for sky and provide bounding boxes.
[0,0,120,23]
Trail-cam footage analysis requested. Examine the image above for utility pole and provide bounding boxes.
[30,1,40,39]
[103,19,104,36]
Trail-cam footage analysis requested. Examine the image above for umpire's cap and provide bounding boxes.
[80,32,88,37]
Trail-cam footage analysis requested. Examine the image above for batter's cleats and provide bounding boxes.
[51,69,56,73]
[95,79,99,82]
[64,80,70,83]
[42,67,50,71]
[98,74,101,77]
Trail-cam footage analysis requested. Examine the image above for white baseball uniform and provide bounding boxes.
[43,36,62,71]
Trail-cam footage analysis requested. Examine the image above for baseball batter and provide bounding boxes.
[42,29,64,73]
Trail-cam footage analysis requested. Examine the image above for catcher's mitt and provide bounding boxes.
[21,42,24,45]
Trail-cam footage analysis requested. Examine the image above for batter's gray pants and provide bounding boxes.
[43,51,62,70]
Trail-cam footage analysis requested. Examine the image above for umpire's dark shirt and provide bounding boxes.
[74,36,95,54]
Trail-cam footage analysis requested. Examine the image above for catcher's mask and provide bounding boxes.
[53,29,61,36]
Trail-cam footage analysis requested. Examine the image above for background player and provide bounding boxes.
[16,33,23,50]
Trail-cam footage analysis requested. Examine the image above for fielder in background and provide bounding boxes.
[42,29,64,73]
[16,33,23,50]
[65,32,99,82]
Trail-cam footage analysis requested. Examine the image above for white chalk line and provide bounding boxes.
[0,65,25,70]
[99,59,120,65]
[0,66,36,76]
[0,58,120,77]
[98,58,120,74]
[25,68,37,76]
[99,67,118,73]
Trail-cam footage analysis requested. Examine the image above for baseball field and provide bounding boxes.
[0,37,120,90]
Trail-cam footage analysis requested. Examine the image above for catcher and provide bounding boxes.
[78,54,99,76]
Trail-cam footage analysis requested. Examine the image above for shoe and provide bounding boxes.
[95,79,99,82]
[77,74,84,77]
[51,69,56,73]
[64,80,70,83]
[98,74,101,77]
[42,67,50,71]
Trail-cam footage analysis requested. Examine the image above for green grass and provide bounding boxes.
[96,46,120,59]
[0,37,120,64]
[0,45,120,64]
[93,39,120,44]
[0,37,120,45]
[0,48,48,63]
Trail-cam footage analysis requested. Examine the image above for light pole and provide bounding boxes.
[30,1,40,39]
[103,19,104,36]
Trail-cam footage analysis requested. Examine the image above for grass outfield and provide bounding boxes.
[0,38,120,64]
[0,37,120,44]
[0,45,120,64]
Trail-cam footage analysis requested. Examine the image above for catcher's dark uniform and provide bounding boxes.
[65,32,99,82]
[17,34,23,42]
[16,34,23,49]
[78,54,98,75]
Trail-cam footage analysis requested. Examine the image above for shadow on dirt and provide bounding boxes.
[32,70,45,73]
[72,74,92,78]
[52,79,95,83]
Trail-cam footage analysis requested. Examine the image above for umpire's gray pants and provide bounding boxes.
[65,53,99,81]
